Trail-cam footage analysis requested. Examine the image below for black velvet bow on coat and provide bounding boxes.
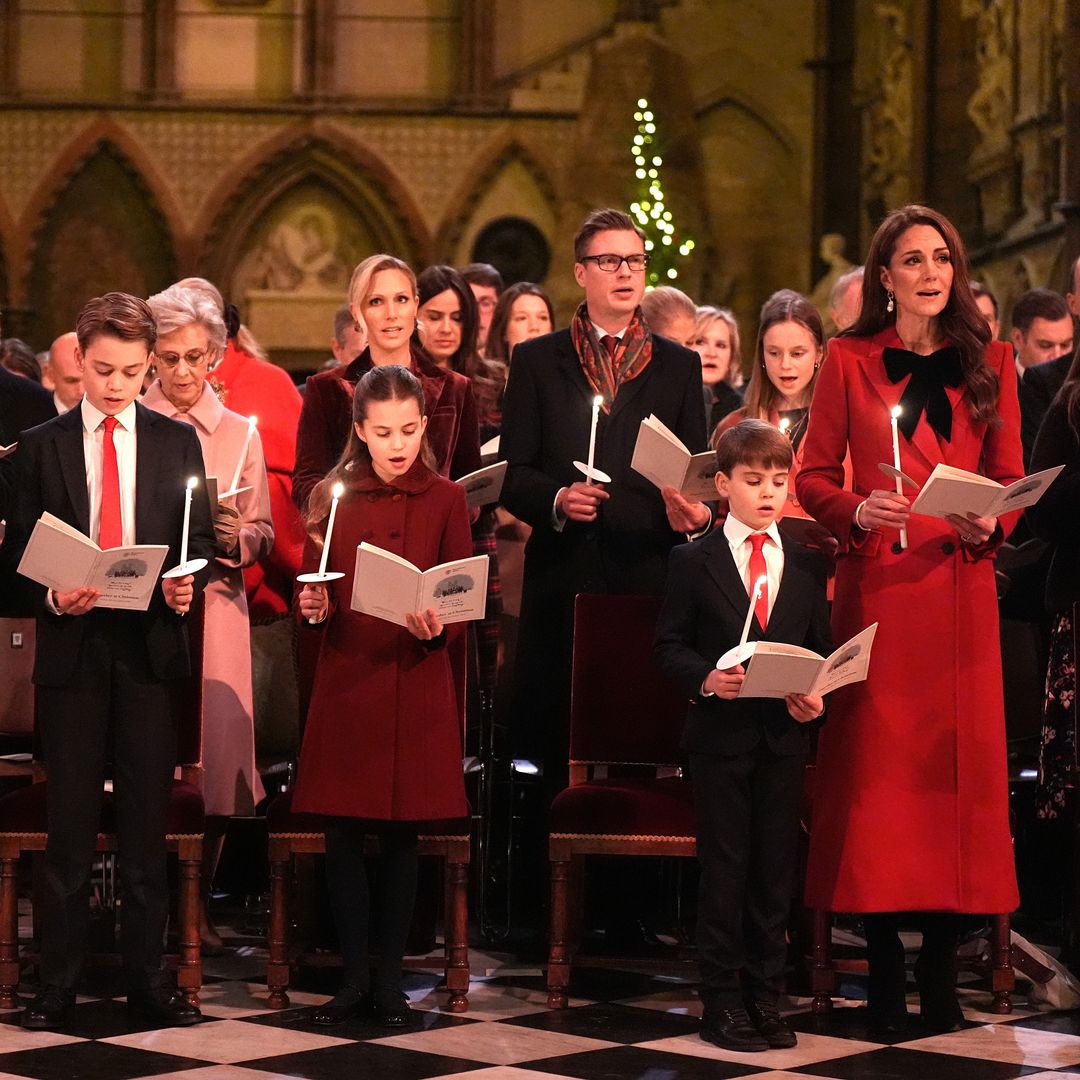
[882,345,963,442]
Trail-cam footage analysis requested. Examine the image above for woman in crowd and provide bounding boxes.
[293,255,481,513]
[796,205,1022,1033]
[143,284,273,953]
[485,282,555,371]
[640,285,697,346]
[296,365,470,1027]
[691,306,743,436]
[1026,342,1080,823]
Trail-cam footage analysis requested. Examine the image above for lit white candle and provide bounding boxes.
[585,395,603,485]
[317,482,345,576]
[739,575,767,649]
[228,414,257,494]
[890,405,908,550]
[180,476,198,567]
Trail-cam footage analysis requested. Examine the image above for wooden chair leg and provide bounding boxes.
[175,840,202,1007]
[443,847,470,1012]
[990,912,1014,1014]
[810,908,835,1014]
[547,854,572,1009]
[266,845,292,1009]
[0,855,19,1008]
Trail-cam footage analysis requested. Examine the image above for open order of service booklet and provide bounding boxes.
[631,414,719,502]
[455,460,507,509]
[909,462,1064,520]
[716,623,878,700]
[16,512,168,611]
[350,542,489,627]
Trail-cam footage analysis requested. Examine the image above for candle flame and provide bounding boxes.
[249,415,258,428]
[778,418,791,434]
[753,574,767,596]
[186,476,198,490]
[593,394,604,407]
[891,405,902,419]
[331,482,344,498]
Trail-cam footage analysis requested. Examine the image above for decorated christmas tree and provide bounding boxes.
[627,97,695,289]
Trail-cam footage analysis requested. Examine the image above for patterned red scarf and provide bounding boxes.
[570,301,654,413]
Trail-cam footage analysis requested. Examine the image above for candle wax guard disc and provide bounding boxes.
[297,571,346,583]
[163,558,209,579]
[715,641,756,671]
[878,462,918,489]
[573,461,613,484]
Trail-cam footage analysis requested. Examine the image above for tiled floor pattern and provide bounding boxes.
[2,944,1080,1079]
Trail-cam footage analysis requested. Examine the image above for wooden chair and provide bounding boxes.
[0,603,207,1008]
[802,764,1014,1015]
[264,792,471,1011]
[546,593,695,1009]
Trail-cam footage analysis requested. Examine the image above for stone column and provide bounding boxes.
[298,0,335,101]
[140,0,177,100]
[0,0,20,99]
[457,0,494,106]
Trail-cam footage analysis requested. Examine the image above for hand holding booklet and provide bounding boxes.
[351,542,489,627]
[899,462,1064,520]
[631,414,718,501]
[715,623,878,700]
[16,512,168,611]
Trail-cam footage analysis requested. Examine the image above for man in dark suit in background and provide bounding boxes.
[501,207,710,801]
[0,364,57,525]
[1,293,215,1032]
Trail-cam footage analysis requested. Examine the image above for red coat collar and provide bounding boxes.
[343,454,437,495]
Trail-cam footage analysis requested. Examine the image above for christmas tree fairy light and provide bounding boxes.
[627,96,695,289]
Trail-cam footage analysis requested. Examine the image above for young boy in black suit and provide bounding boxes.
[2,293,215,1031]
[655,419,832,1052]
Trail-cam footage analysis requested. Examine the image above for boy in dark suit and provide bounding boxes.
[655,419,832,1052]
[2,293,215,1031]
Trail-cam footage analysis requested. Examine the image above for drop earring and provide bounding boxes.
[886,289,895,314]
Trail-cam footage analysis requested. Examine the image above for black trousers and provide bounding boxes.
[689,744,806,1008]
[35,613,180,992]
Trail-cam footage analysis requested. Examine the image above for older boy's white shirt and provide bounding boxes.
[722,513,784,622]
[80,397,137,547]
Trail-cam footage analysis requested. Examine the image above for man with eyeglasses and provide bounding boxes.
[501,207,709,920]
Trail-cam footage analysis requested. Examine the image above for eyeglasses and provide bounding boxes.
[580,253,650,273]
[156,348,212,369]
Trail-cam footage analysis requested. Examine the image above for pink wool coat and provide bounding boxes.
[143,380,272,816]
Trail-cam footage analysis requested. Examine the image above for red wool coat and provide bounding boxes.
[796,327,1021,913]
[291,459,471,821]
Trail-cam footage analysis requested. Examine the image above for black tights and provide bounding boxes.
[324,820,419,998]
[863,912,965,1016]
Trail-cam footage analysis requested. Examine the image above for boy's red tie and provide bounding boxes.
[99,415,122,549]
[748,532,768,631]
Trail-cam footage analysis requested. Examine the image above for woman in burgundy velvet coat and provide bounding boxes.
[796,205,1022,1034]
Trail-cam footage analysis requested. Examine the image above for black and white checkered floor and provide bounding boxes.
[5,937,1080,1080]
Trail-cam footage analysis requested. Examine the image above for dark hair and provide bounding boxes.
[306,365,434,535]
[573,208,646,262]
[714,418,794,475]
[1011,287,1070,334]
[332,304,355,344]
[76,292,156,353]
[486,282,556,366]
[970,280,999,320]
[417,265,480,373]
[847,204,999,426]
[0,338,42,381]
[459,262,504,293]
[742,290,825,419]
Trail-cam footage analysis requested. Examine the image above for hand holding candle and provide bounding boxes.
[228,415,257,494]
[890,406,908,550]
[297,481,347,624]
[163,474,208,592]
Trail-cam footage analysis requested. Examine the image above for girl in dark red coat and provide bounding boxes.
[797,206,1022,1034]
[295,365,471,1027]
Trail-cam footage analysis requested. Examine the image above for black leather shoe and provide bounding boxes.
[22,986,74,1030]
[126,987,202,1026]
[372,989,413,1028]
[311,986,370,1026]
[746,1000,797,1049]
[917,982,964,1033]
[865,1003,909,1037]
[700,1006,770,1052]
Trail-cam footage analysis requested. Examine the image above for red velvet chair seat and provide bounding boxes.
[549,777,695,838]
[0,779,204,836]
[266,788,470,837]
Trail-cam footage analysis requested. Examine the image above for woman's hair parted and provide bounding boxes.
[486,282,556,366]
[847,203,1000,426]
[305,365,434,536]
[416,264,481,374]
[741,289,824,420]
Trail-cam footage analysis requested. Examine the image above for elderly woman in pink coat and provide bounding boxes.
[144,283,273,953]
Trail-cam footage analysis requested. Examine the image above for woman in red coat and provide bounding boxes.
[796,205,1022,1034]
[294,365,471,1028]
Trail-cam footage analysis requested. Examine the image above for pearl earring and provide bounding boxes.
[886,289,895,314]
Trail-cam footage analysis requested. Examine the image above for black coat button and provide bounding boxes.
[941,541,956,555]
[891,541,903,555]
[389,530,401,539]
